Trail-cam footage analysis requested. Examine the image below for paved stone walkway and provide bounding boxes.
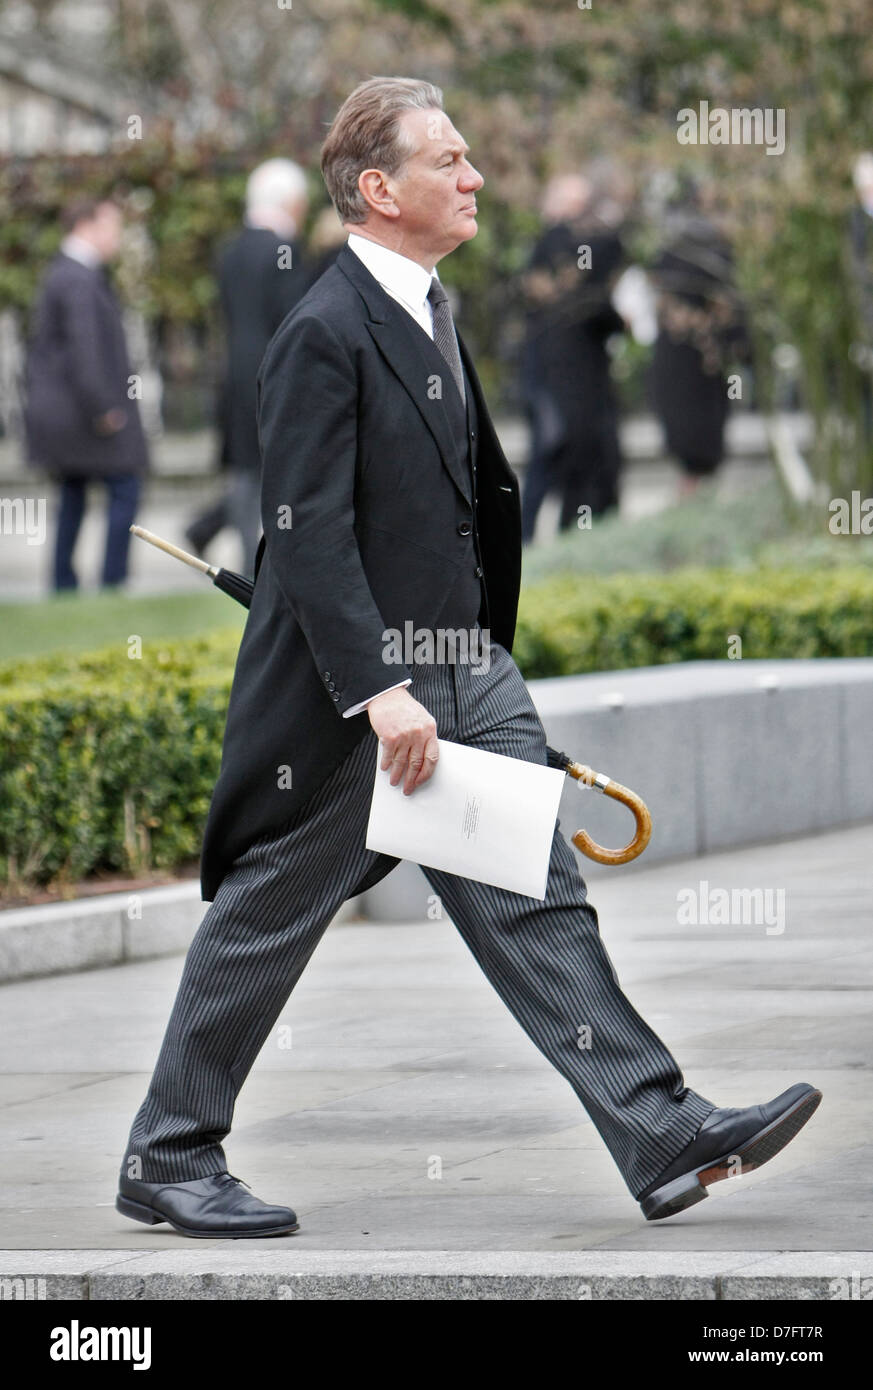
[0,824,868,1274]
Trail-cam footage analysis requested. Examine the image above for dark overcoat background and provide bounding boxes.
[199,243,521,901]
[649,214,748,475]
[215,224,309,473]
[521,221,625,527]
[23,252,148,478]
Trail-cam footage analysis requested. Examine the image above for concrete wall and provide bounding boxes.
[0,881,356,985]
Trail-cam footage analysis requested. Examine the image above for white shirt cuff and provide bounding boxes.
[342,678,412,718]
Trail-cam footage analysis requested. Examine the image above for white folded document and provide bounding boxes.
[365,737,566,900]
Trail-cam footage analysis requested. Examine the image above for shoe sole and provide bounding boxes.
[641,1087,822,1222]
[115,1193,299,1239]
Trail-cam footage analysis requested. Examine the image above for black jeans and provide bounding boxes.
[54,473,141,591]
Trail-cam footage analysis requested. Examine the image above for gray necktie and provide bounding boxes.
[427,276,466,406]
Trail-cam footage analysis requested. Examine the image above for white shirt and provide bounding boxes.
[340,233,444,718]
[60,233,102,270]
[346,231,438,339]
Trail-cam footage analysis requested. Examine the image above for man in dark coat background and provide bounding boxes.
[23,196,149,591]
[649,190,749,495]
[520,171,626,542]
[117,77,820,1240]
[184,159,310,575]
[848,152,873,442]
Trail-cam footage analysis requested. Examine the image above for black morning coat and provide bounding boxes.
[23,252,149,479]
[199,243,522,902]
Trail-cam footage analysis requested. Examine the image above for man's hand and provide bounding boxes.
[367,687,439,795]
[93,407,127,436]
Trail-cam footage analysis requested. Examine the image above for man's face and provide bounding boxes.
[385,108,484,262]
[81,203,124,262]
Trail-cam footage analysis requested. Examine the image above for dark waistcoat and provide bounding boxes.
[405,316,489,636]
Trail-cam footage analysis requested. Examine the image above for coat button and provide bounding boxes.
[457,521,472,536]
[323,671,331,679]
[327,681,336,691]
[331,692,340,701]
[474,565,483,578]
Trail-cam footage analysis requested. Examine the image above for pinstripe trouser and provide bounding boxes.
[123,640,715,1199]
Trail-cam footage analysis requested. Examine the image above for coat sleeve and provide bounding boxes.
[256,312,413,717]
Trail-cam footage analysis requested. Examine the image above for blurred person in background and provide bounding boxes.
[519,170,626,542]
[849,152,873,339]
[23,195,149,592]
[648,183,749,496]
[184,158,310,574]
[848,151,873,441]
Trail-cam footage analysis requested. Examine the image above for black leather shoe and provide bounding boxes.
[116,1171,299,1238]
[638,1082,822,1221]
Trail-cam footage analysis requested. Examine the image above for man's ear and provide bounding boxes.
[357,169,401,220]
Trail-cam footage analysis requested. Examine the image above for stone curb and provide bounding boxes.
[0,881,357,985]
[0,1251,869,1301]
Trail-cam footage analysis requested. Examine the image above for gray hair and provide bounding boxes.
[320,76,444,225]
[246,158,308,214]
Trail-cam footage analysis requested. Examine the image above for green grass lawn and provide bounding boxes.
[0,588,246,663]
[521,479,873,584]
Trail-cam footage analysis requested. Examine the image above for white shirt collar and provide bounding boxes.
[346,232,438,319]
[60,233,102,269]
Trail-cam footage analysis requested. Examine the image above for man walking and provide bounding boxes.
[24,196,149,591]
[117,78,820,1238]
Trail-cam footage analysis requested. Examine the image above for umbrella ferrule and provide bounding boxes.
[575,770,611,794]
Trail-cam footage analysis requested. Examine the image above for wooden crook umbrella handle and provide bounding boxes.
[563,760,652,866]
[129,525,217,576]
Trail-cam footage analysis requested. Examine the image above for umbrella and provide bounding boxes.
[130,525,254,604]
[130,525,652,865]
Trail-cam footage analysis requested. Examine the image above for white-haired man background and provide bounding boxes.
[185,158,311,573]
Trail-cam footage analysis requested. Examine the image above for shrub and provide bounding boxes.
[512,567,873,678]
[0,632,240,894]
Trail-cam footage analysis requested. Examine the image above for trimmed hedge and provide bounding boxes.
[0,633,241,895]
[2,566,872,892]
[512,567,873,678]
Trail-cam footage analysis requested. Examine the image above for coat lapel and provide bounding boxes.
[337,244,472,504]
